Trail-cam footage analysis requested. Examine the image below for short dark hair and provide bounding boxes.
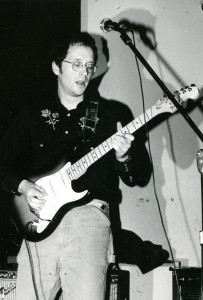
[51,32,98,69]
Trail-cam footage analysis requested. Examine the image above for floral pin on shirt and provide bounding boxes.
[41,109,59,130]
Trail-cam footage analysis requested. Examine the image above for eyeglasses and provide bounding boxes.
[63,60,97,75]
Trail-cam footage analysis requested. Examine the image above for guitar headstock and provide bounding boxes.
[154,84,199,115]
[175,84,199,103]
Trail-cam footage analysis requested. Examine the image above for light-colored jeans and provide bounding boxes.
[16,201,113,300]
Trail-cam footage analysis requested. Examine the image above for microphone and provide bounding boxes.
[100,18,128,33]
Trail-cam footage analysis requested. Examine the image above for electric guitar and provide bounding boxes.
[13,84,199,241]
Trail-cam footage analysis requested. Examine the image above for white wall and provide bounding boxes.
[81,0,203,272]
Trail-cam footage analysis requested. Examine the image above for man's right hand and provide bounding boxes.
[18,179,47,211]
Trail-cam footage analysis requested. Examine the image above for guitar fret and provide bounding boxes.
[66,168,74,180]
[133,118,142,129]
[106,138,113,150]
[71,165,76,176]
[81,156,89,168]
[126,122,136,134]
[95,146,102,159]
[91,149,99,161]
[84,154,91,167]
[102,141,110,153]
[65,170,72,180]
[71,164,78,175]
[71,165,79,177]
[69,166,74,178]
[78,159,87,170]
[150,106,155,118]
[139,111,151,124]
[74,161,81,172]
[90,151,97,162]
[121,126,130,134]
[75,162,83,173]
[146,108,152,119]
[144,111,151,120]
[98,144,106,156]
[87,153,94,164]
[138,115,145,124]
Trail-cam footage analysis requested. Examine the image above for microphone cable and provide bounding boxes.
[130,29,183,300]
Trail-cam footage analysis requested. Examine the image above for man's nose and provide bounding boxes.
[79,65,88,75]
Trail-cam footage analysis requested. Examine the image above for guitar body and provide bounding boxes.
[13,163,90,242]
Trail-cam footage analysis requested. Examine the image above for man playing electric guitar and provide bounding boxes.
[0,33,152,300]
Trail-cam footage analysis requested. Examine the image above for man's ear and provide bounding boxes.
[52,61,60,76]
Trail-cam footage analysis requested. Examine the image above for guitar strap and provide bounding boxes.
[82,99,99,143]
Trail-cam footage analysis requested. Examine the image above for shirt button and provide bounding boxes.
[67,113,70,117]
[65,131,68,134]
[40,144,44,147]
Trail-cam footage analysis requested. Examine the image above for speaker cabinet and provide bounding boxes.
[0,269,17,300]
[173,267,201,299]
[106,264,130,300]
[0,268,64,300]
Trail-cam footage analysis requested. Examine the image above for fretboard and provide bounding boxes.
[65,104,157,180]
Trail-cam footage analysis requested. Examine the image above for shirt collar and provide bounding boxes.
[55,94,90,117]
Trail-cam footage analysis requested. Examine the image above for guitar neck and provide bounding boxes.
[66,104,157,180]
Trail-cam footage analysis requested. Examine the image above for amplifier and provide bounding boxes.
[106,264,130,300]
[173,267,201,299]
[0,268,64,300]
[0,269,17,300]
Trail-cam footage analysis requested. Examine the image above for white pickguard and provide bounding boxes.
[34,162,87,233]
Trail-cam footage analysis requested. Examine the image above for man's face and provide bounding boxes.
[54,44,95,97]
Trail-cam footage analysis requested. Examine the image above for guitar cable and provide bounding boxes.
[130,30,182,300]
[12,220,41,299]
[25,237,41,300]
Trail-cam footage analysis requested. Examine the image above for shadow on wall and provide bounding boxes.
[89,7,203,275]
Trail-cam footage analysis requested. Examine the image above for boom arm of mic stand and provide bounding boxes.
[118,30,203,142]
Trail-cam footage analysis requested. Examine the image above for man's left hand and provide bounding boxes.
[111,122,134,162]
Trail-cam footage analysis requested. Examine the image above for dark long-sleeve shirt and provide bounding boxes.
[0,95,151,203]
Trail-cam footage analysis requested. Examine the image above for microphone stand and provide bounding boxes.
[197,150,203,300]
[115,28,203,299]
